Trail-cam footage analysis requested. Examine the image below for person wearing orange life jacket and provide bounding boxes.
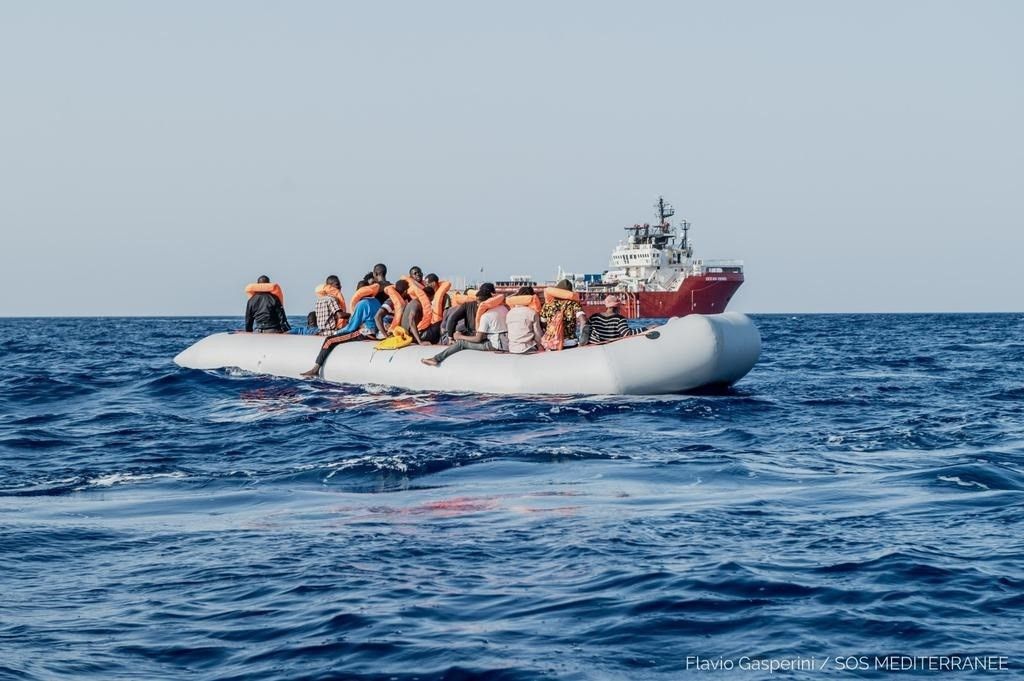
[420,273,450,344]
[312,275,348,335]
[397,270,436,346]
[373,279,411,340]
[539,279,586,349]
[506,286,544,354]
[421,284,507,367]
[442,284,487,344]
[245,275,290,333]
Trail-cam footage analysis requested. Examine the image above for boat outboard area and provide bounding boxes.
[175,312,761,396]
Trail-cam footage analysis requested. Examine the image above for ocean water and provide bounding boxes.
[1,314,1022,680]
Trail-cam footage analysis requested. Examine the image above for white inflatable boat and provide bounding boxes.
[174,312,760,395]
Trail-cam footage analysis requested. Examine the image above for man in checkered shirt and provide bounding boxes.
[314,275,346,335]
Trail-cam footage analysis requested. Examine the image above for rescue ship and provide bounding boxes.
[494,197,744,319]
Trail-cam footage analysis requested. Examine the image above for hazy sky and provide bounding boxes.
[2,1,1021,315]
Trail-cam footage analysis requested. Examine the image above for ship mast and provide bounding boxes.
[657,196,674,229]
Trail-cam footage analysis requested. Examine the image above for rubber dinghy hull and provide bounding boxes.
[174,312,761,395]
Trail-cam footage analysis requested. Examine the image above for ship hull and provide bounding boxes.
[583,273,743,318]
[526,273,743,319]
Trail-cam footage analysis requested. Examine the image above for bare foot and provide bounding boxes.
[420,358,439,367]
[299,365,320,377]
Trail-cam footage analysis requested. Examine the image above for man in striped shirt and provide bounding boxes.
[586,295,645,345]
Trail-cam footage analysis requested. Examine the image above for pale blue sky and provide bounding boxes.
[1,1,1021,315]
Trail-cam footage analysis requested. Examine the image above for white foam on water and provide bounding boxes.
[937,475,989,490]
[83,471,188,488]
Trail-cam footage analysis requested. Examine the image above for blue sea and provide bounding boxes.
[2,314,1022,680]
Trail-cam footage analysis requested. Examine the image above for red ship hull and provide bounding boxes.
[578,273,743,319]
[497,272,743,320]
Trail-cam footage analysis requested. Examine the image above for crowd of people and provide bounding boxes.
[242,263,645,377]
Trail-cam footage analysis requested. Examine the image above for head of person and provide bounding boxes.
[423,273,439,297]
[326,275,341,289]
[514,286,535,297]
[603,295,621,312]
[408,266,423,283]
[372,263,388,281]
[356,277,369,290]
[394,279,410,298]
[555,279,573,292]
[476,282,496,302]
[258,275,271,284]
[306,311,317,327]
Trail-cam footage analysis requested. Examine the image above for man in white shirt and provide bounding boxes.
[505,286,543,354]
[421,284,507,366]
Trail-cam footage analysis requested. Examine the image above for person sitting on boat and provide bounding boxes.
[506,286,543,354]
[540,279,586,348]
[585,295,645,345]
[421,273,448,344]
[245,275,290,334]
[441,284,487,344]
[398,287,432,346]
[299,279,383,377]
[312,275,348,335]
[421,284,508,367]
[407,265,424,286]
[373,279,411,339]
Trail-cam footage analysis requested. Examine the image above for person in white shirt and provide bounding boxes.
[505,286,543,354]
[421,284,507,366]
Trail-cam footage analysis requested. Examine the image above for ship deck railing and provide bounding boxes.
[698,259,744,268]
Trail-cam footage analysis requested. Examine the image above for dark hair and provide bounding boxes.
[555,279,573,292]
[476,282,496,301]
[373,263,387,277]
[409,266,423,277]
[326,275,340,288]
[514,286,535,296]
[357,278,369,289]
[258,275,271,284]
[425,273,439,284]
[395,279,410,294]
[306,311,317,327]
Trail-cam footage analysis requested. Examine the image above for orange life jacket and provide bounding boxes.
[475,294,507,329]
[348,283,380,311]
[430,280,452,322]
[314,284,346,313]
[543,287,580,304]
[507,294,542,314]
[245,282,284,306]
[401,278,434,331]
[451,291,477,306]
[384,285,406,332]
